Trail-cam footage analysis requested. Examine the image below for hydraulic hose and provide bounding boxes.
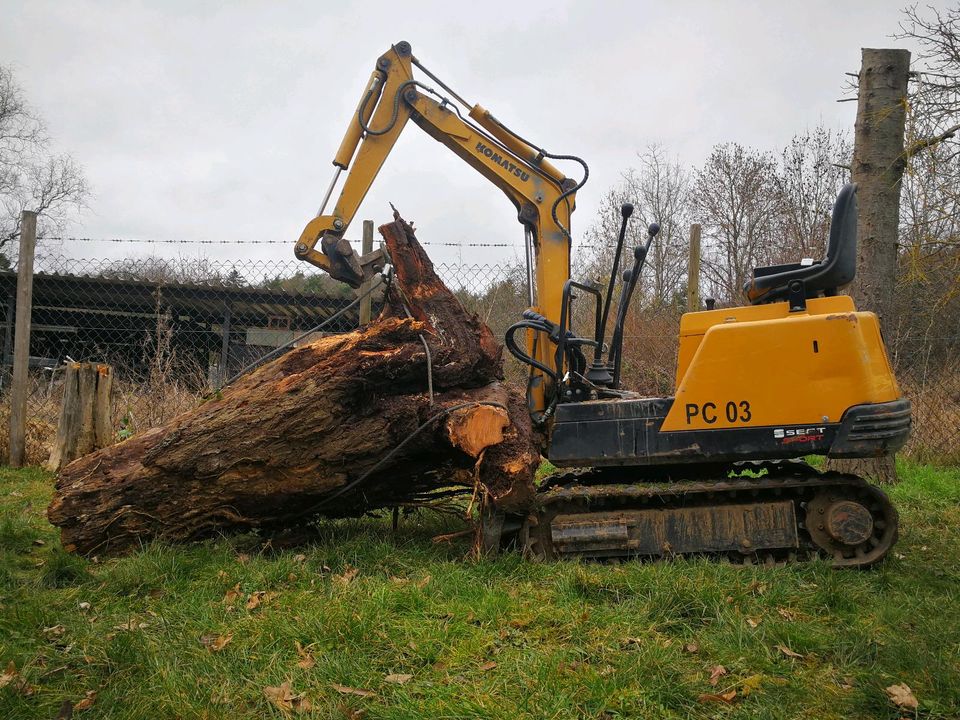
[504,320,559,381]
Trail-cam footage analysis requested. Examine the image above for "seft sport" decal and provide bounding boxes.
[684,401,752,425]
[773,427,826,444]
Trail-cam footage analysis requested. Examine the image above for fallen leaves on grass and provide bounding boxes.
[697,689,738,704]
[684,642,699,654]
[416,574,432,589]
[0,661,33,695]
[0,662,17,688]
[338,704,367,719]
[200,633,233,652]
[776,644,803,659]
[479,661,498,672]
[885,683,919,710]
[332,684,376,698]
[334,566,359,586]
[295,641,315,669]
[246,591,278,610]
[384,673,413,685]
[112,619,149,632]
[74,690,97,711]
[223,583,242,604]
[43,624,66,638]
[708,665,728,686]
[746,617,760,628]
[777,607,799,621]
[264,680,312,714]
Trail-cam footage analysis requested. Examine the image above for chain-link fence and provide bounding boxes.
[0,250,956,466]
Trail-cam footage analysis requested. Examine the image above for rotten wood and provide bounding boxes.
[47,213,539,555]
[47,363,114,472]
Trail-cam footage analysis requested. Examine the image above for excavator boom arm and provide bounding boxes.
[294,41,580,415]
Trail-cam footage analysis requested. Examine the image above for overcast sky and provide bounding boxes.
[0,0,940,270]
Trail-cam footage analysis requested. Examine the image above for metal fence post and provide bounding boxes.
[687,223,701,313]
[8,211,37,467]
[218,302,231,388]
[359,220,374,325]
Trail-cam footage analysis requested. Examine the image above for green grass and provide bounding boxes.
[1,461,959,719]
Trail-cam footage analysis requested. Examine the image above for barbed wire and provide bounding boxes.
[49,236,519,248]
[48,236,608,250]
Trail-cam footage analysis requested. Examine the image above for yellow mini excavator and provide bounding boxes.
[295,41,910,567]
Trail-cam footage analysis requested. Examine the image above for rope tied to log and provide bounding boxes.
[392,281,435,405]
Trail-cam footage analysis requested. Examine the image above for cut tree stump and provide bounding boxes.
[47,362,114,472]
[48,213,540,555]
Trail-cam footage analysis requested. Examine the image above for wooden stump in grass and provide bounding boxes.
[47,362,114,472]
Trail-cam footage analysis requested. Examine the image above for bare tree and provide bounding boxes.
[96,255,248,286]
[634,144,689,306]
[691,143,780,303]
[898,4,960,151]
[580,144,689,309]
[896,3,960,317]
[773,126,852,263]
[0,65,89,257]
[579,173,648,276]
[890,5,960,433]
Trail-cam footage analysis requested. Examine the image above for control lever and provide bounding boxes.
[610,222,660,389]
[597,202,634,364]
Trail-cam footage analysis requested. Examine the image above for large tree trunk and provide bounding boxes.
[48,214,540,555]
[830,48,911,485]
[849,48,911,327]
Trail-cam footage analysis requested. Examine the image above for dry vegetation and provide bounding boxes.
[0,373,204,467]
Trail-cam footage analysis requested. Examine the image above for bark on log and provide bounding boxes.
[48,214,540,555]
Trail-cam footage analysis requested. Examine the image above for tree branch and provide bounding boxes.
[908,122,960,154]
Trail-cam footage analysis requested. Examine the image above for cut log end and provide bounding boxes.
[445,405,510,458]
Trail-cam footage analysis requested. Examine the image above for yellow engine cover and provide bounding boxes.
[661,296,900,432]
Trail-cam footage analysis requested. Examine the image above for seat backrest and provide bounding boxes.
[743,182,858,304]
[822,182,858,290]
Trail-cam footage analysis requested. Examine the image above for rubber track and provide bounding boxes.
[528,461,899,568]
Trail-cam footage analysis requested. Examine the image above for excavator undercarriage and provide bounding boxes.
[499,461,899,568]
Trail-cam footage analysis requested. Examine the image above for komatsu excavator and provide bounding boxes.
[295,41,911,567]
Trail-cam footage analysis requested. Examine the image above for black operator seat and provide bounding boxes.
[745,182,858,305]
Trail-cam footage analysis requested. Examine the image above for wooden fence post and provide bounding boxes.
[47,362,114,472]
[359,220,374,325]
[8,211,37,467]
[687,223,701,313]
